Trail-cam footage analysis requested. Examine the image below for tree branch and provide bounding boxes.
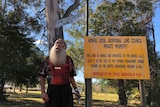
[63,0,80,18]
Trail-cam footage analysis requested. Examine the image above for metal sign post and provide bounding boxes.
[139,80,146,107]
[85,0,92,107]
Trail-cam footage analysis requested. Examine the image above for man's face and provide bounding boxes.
[53,39,66,51]
[49,39,67,65]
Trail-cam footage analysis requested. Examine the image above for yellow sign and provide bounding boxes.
[84,36,150,80]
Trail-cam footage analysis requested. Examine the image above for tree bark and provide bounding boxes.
[45,0,63,49]
[45,0,80,49]
[0,79,6,101]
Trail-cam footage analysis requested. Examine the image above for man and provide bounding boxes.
[39,38,80,107]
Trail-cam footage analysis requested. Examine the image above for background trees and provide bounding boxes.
[0,0,44,100]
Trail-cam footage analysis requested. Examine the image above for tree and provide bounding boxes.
[45,0,80,49]
[0,0,44,100]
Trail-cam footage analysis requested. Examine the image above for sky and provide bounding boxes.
[153,8,160,52]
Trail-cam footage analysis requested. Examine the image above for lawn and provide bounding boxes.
[0,91,43,107]
[0,90,140,107]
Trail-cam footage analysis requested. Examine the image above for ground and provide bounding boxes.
[0,89,141,107]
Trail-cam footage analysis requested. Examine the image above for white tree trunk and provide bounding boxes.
[45,0,63,49]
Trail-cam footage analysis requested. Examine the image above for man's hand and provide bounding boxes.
[75,89,81,98]
[75,89,81,104]
[42,92,49,102]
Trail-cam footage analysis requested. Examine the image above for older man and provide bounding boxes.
[39,38,80,107]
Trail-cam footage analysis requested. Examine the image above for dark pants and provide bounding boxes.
[45,84,73,107]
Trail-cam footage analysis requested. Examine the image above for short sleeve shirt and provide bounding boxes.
[38,56,76,78]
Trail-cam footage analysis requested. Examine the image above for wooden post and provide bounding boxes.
[139,80,146,107]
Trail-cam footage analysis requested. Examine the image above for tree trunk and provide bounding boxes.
[19,84,22,92]
[45,0,63,49]
[0,79,6,101]
[26,85,29,93]
[118,79,127,105]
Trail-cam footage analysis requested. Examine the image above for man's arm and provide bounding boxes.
[39,76,49,102]
[68,56,81,98]
[70,77,81,98]
[40,76,46,93]
[70,77,77,89]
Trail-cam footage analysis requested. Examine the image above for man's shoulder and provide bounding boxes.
[43,56,50,64]
[67,55,71,59]
[67,55,73,61]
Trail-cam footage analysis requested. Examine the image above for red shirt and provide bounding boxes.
[50,62,70,85]
[38,56,76,85]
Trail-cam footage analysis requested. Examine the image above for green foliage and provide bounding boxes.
[66,38,84,72]
[146,77,160,106]
[90,0,155,36]
[0,0,44,101]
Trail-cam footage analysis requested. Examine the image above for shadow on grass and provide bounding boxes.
[0,100,43,107]
[0,91,44,107]
[0,91,141,107]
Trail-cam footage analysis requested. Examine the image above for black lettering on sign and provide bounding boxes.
[115,65,126,68]
[88,38,97,43]
[131,38,142,43]
[131,54,137,58]
[127,65,135,68]
[116,59,124,63]
[123,38,130,43]
[108,38,122,43]
[139,55,144,58]
[86,54,90,57]
[138,60,144,63]
[115,44,127,49]
[102,64,106,68]
[125,60,136,63]
[87,59,92,62]
[99,38,106,43]
[100,54,106,57]
[113,54,122,57]
[91,54,96,57]
[91,64,98,68]
[136,65,142,68]
[104,44,113,48]
[107,64,114,68]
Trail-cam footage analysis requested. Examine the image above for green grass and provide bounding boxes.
[0,91,43,107]
[0,90,140,107]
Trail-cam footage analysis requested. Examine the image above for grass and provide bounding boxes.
[93,93,118,102]
[0,89,140,107]
[0,90,43,107]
